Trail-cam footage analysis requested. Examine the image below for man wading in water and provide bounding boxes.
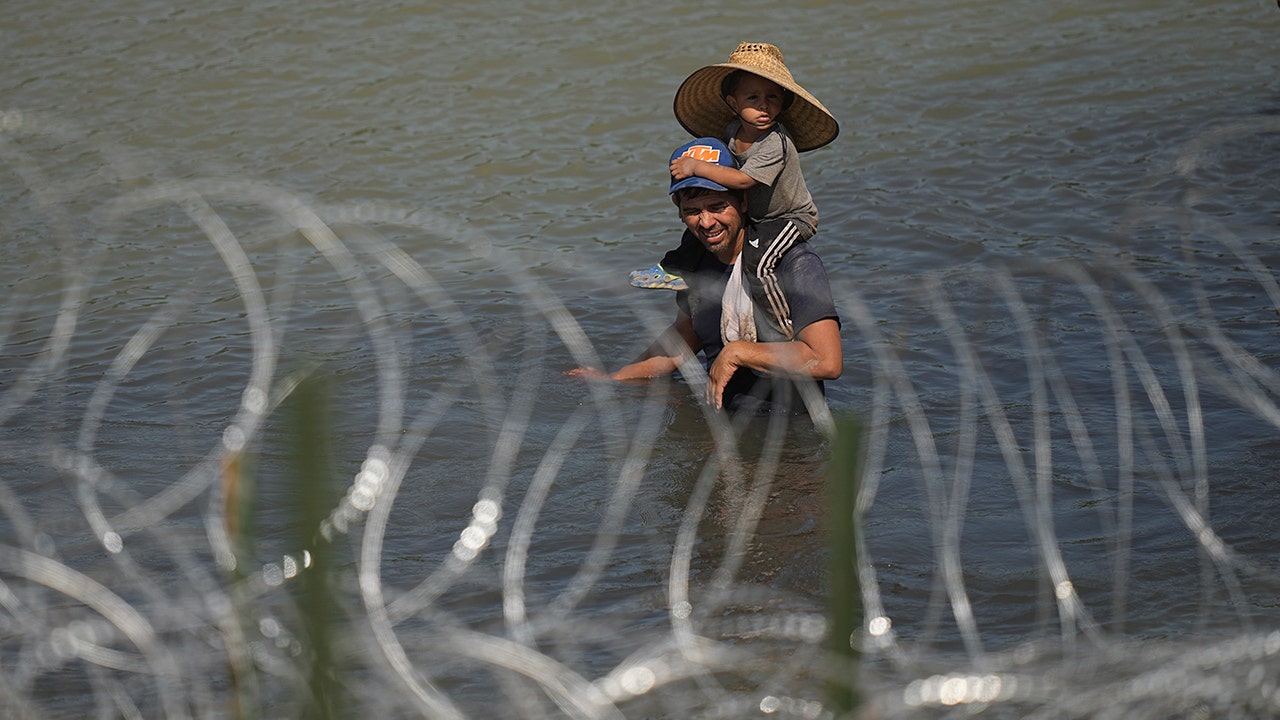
[569,137,841,415]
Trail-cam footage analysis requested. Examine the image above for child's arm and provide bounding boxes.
[670,157,757,190]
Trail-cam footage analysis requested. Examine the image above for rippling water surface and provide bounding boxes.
[3,0,1280,717]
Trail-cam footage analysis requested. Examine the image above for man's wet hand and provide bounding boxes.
[705,343,743,409]
[565,367,608,380]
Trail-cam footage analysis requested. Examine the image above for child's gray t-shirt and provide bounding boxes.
[725,120,818,237]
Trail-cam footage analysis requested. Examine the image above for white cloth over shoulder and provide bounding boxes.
[720,255,757,344]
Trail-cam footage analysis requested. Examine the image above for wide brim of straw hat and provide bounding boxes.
[672,43,839,153]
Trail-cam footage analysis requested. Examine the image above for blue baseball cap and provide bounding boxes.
[669,137,736,195]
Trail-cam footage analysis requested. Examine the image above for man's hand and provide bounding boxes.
[706,341,745,409]
[565,366,609,380]
[704,319,843,410]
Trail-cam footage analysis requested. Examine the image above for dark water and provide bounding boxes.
[3,0,1280,717]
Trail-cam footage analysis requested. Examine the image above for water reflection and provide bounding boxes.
[4,0,1280,716]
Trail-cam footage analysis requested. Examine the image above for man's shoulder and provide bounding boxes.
[776,242,838,326]
[747,230,825,264]
[779,237,822,256]
[772,242,834,299]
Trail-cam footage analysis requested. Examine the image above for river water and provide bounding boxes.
[3,1,1280,718]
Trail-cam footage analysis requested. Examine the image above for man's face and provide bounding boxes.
[675,190,745,262]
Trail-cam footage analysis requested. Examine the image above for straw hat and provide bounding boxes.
[673,42,839,153]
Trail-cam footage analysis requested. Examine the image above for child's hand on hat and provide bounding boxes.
[670,156,700,180]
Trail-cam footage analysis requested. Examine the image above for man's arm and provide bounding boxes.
[567,311,702,382]
[704,317,842,409]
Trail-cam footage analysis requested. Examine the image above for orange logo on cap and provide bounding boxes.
[681,145,722,163]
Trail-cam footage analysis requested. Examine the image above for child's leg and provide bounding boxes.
[629,230,704,290]
[659,230,706,274]
[740,219,809,338]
